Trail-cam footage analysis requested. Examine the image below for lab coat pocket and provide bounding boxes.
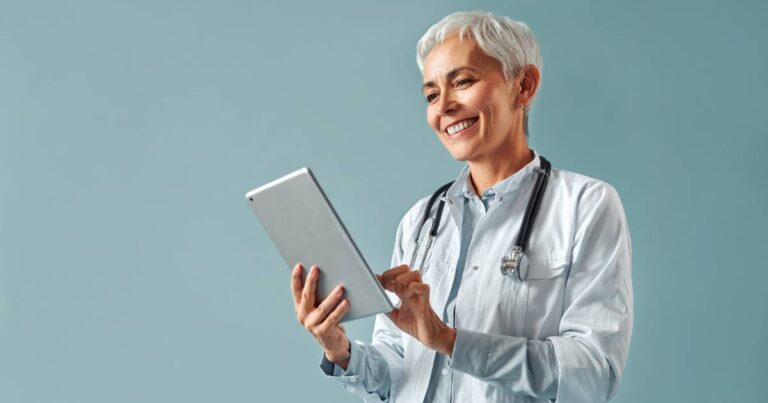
[525,256,568,279]
[521,256,570,338]
[421,253,449,283]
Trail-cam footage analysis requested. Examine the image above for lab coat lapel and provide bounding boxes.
[441,164,467,235]
[397,172,466,403]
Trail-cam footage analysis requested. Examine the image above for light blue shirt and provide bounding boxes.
[320,151,633,403]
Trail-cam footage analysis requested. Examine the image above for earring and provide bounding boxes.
[520,104,526,110]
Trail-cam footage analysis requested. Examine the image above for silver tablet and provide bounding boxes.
[245,168,394,322]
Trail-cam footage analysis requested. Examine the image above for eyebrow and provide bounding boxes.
[422,66,480,92]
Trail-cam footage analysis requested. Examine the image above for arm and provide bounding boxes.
[377,183,632,401]
[448,182,633,402]
[317,211,411,402]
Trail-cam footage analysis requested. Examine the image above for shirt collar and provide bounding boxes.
[442,149,543,201]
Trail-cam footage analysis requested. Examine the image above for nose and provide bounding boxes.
[436,89,457,117]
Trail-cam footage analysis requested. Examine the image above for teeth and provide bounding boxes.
[447,118,477,135]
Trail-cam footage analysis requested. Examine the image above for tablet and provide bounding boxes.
[245,167,394,322]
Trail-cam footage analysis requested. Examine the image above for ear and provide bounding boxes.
[517,64,541,107]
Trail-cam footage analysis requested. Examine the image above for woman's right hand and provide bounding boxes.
[291,263,351,369]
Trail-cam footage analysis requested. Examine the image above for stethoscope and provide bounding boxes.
[408,155,551,281]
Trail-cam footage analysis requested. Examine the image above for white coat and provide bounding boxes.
[322,152,633,403]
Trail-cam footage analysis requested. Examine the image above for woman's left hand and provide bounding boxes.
[378,265,456,356]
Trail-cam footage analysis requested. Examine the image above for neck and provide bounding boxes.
[467,142,534,196]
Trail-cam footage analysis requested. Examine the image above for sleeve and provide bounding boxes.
[317,210,412,402]
[319,341,394,402]
[448,330,559,399]
[448,182,633,403]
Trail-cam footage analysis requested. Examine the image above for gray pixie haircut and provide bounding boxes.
[416,10,543,135]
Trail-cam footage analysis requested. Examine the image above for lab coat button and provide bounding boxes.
[441,368,449,375]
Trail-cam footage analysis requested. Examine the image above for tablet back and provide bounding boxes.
[245,168,393,322]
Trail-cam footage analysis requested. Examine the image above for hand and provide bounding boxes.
[291,263,351,369]
[378,265,456,356]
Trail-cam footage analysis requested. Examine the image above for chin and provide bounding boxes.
[444,146,476,162]
[439,133,481,162]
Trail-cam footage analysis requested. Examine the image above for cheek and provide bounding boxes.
[463,93,485,111]
[426,108,440,132]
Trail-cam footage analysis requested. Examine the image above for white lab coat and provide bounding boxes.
[326,153,633,403]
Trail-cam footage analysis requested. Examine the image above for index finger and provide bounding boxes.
[383,270,422,296]
[290,263,304,306]
[380,265,411,286]
[299,265,320,312]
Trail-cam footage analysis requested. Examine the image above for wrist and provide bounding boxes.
[324,339,351,369]
[431,325,456,357]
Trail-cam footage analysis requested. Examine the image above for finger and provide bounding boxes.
[394,270,422,286]
[380,265,411,286]
[300,265,320,313]
[381,280,398,294]
[291,263,304,307]
[317,298,350,332]
[305,284,345,327]
[385,270,422,295]
[402,282,430,300]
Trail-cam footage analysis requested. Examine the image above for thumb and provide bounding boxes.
[386,308,399,323]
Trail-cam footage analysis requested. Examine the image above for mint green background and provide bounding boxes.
[1,1,766,402]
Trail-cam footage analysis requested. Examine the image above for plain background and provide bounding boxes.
[1,1,766,402]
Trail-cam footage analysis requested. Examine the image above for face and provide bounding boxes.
[422,34,525,162]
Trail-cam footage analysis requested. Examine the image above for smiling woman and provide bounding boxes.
[291,9,633,403]
[421,33,539,184]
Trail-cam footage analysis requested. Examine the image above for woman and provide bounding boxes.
[290,10,632,403]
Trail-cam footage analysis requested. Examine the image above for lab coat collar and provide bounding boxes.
[441,149,543,202]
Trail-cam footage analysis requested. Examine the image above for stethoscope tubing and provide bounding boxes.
[409,155,551,279]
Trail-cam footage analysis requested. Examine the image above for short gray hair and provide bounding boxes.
[416,10,543,134]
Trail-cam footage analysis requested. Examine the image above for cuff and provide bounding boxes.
[319,341,365,379]
[320,354,348,377]
[547,335,612,403]
[447,328,491,376]
[447,328,527,378]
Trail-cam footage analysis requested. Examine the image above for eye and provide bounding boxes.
[456,78,474,87]
[425,93,438,103]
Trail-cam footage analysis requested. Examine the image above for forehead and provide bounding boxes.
[422,34,502,81]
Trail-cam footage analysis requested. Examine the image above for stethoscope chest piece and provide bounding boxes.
[412,154,551,282]
[500,246,529,281]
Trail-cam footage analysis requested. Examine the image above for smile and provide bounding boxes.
[446,117,479,136]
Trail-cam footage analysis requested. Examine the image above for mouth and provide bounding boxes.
[445,117,479,137]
